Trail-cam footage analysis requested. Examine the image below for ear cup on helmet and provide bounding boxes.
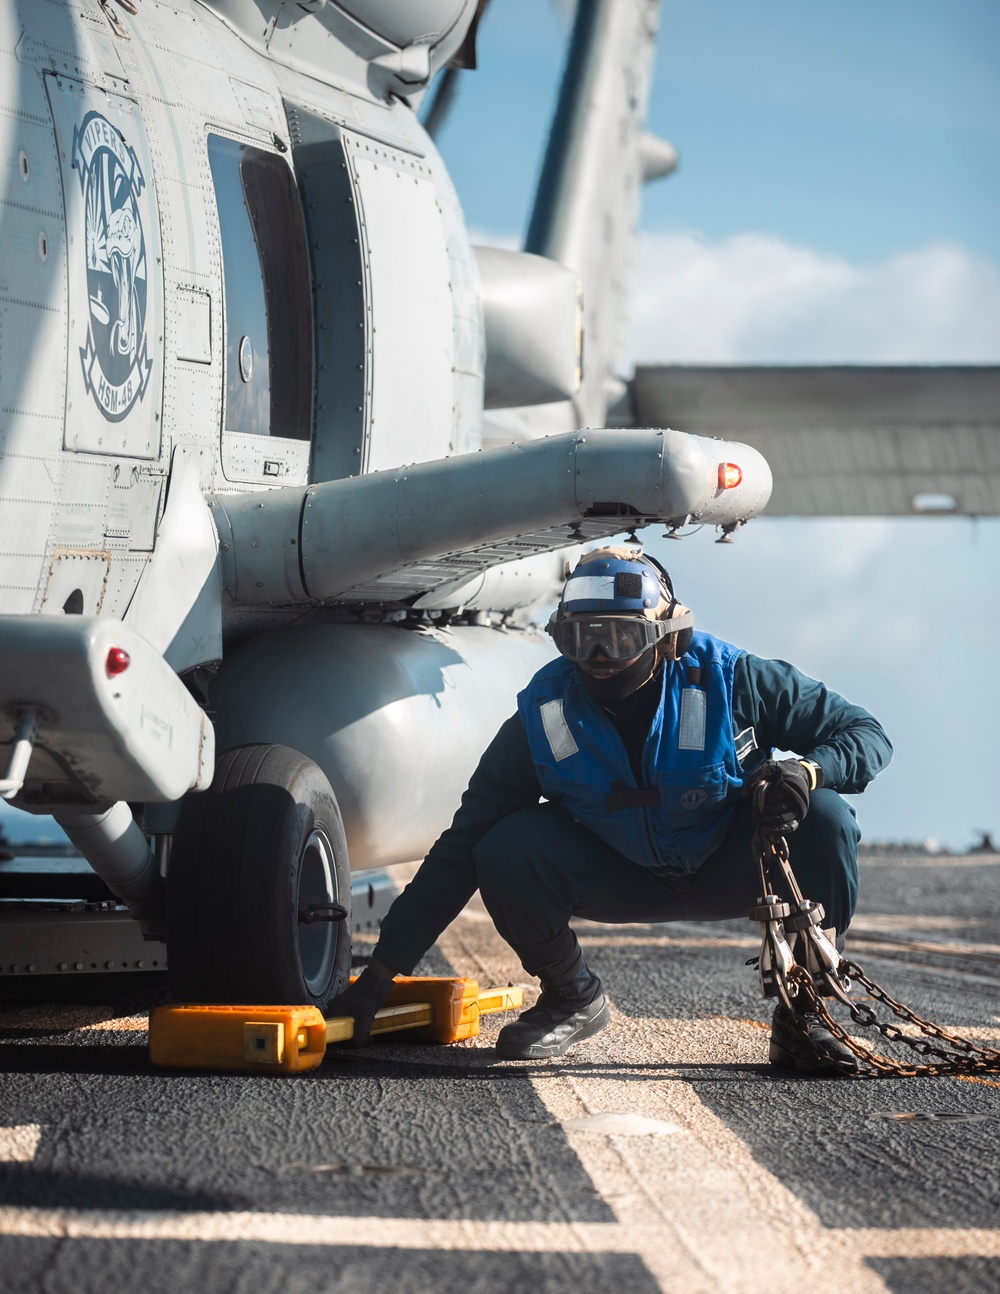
[657,601,694,661]
[673,620,694,659]
[638,554,693,658]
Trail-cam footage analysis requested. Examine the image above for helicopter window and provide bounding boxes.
[207,134,312,440]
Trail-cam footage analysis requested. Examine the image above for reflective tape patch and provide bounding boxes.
[540,699,579,762]
[678,688,707,751]
[734,725,758,763]
[563,574,616,606]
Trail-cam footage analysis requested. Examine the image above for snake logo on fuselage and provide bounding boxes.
[73,111,152,422]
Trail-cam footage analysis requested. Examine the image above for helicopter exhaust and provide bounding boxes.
[211,428,772,607]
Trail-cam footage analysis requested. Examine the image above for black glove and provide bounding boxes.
[746,759,821,838]
[326,965,395,1047]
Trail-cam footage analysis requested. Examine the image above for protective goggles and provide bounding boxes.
[547,615,672,663]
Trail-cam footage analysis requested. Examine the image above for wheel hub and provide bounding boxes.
[297,827,339,995]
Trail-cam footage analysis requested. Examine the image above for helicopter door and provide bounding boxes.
[45,76,163,459]
[286,111,459,481]
[348,140,454,472]
[207,133,313,486]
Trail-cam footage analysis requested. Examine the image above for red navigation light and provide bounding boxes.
[106,646,131,677]
[718,462,743,490]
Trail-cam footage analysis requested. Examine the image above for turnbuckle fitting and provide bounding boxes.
[784,900,826,932]
[748,895,793,923]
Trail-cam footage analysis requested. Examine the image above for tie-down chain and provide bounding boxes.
[749,830,1000,1079]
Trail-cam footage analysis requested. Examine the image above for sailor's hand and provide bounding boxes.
[326,964,395,1047]
[746,759,821,838]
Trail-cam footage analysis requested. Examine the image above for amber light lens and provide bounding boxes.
[106,647,131,677]
[718,462,743,490]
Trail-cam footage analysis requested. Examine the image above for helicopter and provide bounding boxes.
[12,0,988,1009]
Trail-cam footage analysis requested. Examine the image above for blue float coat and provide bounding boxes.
[518,633,745,874]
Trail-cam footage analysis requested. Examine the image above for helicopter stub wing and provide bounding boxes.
[211,428,771,607]
[626,366,1000,517]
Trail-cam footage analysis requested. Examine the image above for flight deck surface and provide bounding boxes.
[1,847,998,1294]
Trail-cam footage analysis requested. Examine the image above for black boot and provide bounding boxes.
[496,934,610,1060]
[769,1001,860,1075]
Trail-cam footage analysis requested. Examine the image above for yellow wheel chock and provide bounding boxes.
[148,976,523,1074]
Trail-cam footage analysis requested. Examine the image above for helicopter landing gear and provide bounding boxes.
[167,744,351,1007]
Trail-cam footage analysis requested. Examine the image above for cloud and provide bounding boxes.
[625,231,1000,364]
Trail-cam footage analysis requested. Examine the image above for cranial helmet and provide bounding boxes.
[547,546,695,663]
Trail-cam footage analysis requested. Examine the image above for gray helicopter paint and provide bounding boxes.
[212,428,772,606]
[52,801,158,907]
[105,470,163,551]
[475,246,580,410]
[288,107,366,484]
[332,0,471,51]
[354,154,455,472]
[1,2,74,616]
[206,0,481,107]
[0,614,213,803]
[474,2,673,451]
[172,286,212,365]
[526,0,665,432]
[0,0,671,646]
[411,549,576,615]
[37,549,111,618]
[122,447,222,672]
[209,621,555,870]
[0,0,490,637]
[0,0,767,919]
[0,0,505,812]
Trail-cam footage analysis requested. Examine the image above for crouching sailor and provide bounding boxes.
[330,547,892,1074]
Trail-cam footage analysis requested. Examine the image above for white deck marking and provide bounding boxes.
[436,915,1000,1292]
[0,1209,997,1265]
[0,1125,41,1163]
[524,1014,888,1294]
[850,1230,1000,1257]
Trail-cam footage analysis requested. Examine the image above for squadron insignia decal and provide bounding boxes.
[73,111,152,421]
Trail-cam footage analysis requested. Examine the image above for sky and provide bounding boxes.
[1,0,996,852]
[429,0,1000,850]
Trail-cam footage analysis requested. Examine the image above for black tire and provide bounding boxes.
[167,744,351,1005]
